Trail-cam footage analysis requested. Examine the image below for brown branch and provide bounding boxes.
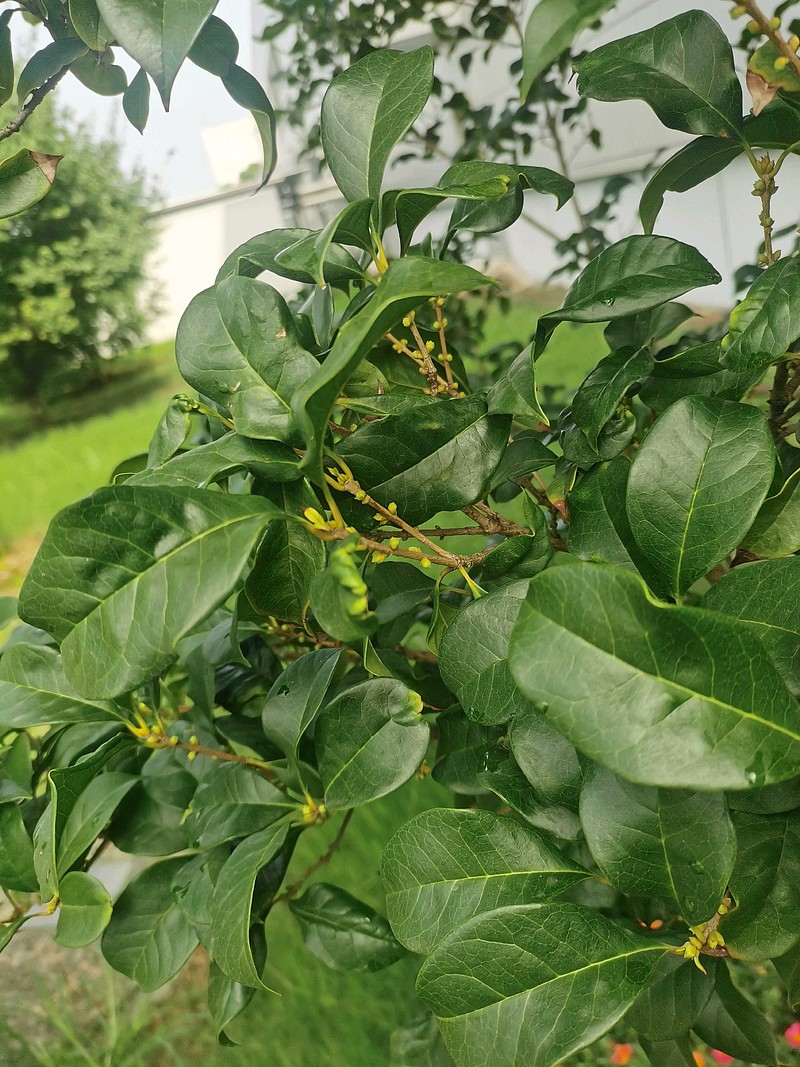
[273,809,354,903]
[768,356,800,442]
[738,0,800,80]
[0,63,72,144]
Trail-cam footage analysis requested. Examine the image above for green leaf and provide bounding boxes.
[261,648,341,762]
[221,64,276,188]
[19,486,276,698]
[0,645,122,729]
[692,962,776,1065]
[534,236,720,358]
[130,432,301,488]
[508,563,800,790]
[122,67,150,133]
[742,467,800,557]
[417,902,668,1067]
[567,457,642,570]
[580,765,735,922]
[176,279,318,444]
[722,810,800,960]
[207,961,256,1045]
[389,1012,454,1067]
[0,804,38,892]
[722,257,800,372]
[309,198,374,286]
[17,37,87,104]
[521,0,617,99]
[639,342,763,414]
[102,857,200,992]
[55,871,113,948]
[0,734,32,805]
[188,15,238,76]
[575,11,743,138]
[0,11,14,107]
[509,713,581,810]
[442,161,573,238]
[774,944,800,1011]
[146,397,192,467]
[216,227,363,288]
[69,0,113,49]
[572,349,653,447]
[289,883,406,972]
[185,763,288,849]
[385,177,509,254]
[56,771,137,876]
[489,434,557,490]
[0,148,62,220]
[605,303,694,352]
[310,539,377,645]
[210,820,290,989]
[627,954,716,1042]
[95,0,218,107]
[337,396,510,525]
[487,344,548,424]
[321,46,434,203]
[640,1037,699,1067]
[316,678,429,808]
[626,397,774,597]
[439,581,531,726]
[293,257,493,477]
[703,559,800,696]
[382,808,587,954]
[431,711,502,795]
[245,482,326,624]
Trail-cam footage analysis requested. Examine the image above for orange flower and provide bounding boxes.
[610,1044,634,1066]
[693,1053,706,1067]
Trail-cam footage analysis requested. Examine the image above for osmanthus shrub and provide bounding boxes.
[2,3,800,1066]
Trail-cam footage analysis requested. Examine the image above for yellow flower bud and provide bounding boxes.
[775,56,790,70]
[420,557,432,568]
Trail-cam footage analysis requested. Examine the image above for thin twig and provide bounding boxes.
[273,810,354,903]
[736,0,800,79]
[0,63,72,143]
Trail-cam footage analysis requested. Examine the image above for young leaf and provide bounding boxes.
[703,559,800,695]
[55,871,113,948]
[521,0,617,100]
[580,764,735,922]
[692,962,776,1064]
[337,396,511,525]
[289,883,407,972]
[571,348,653,447]
[534,236,721,358]
[102,857,200,992]
[722,256,800,372]
[95,0,218,108]
[382,808,587,953]
[417,903,668,1067]
[487,344,549,424]
[575,11,743,138]
[742,467,800,557]
[0,804,38,893]
[19,486,277,698]
[210,820,290,989]
[216,227,363,288]
[56,771,137,876]
[438,580,531,726]
[184,763,289,850]
[508,563,800,790]
[68,0,113,51]
[0,645,123,729]
[16,37,88,104]
[0,148,62,220]
[442,161,573,238]
[626,397,775,597]
[315,678,429,808]
[321,46,434,203]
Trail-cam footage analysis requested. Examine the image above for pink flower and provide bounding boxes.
[610,1045,634,1066]
[785,1021,800,1048]
[710,1052,734,1065]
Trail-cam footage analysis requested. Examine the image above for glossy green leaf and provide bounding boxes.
[20,486,276,698]
[188,15,238,77]
[575,11,743,138]
[385,177,509,254]
[216,227,363,288]
[171,847,227,952]
[723,257,800,372]
[476,751,581,842]
[534,236,720,358]
[308,198,374,286]
[0,645,122,729]
[56,771,137,875]
[382,808,587,954]
[443,161,573,237]
[0,148,62,220]
[0,11,14,107]
[489,434,557,489]
[68,0,112,49]
[639,342,763,414]
[146,397,192,468]
[95,0,218,107]
[102,857,200,992]
[17,37,87,104]
[640,1037,699,1067]
[417,903,668,1067]
[289,883,406,972]
[176,279,318,443]
[337,396,510,525]
[122,67,150,132]
[742,467,800,557]
[722,810,800,960]
[431,711,502,795]
[316,678,429,808]
[567,458,641,570]
[261,648,341,762]
[293,257,492,476]
[521,0,616,99]
[185,763,288,849]
[509,713,581,810]
[321,46,434,203]
[692,962,776,1064]
[626,397,774,597]
[508,563,800,790]
[130,432,301,488]
[703,559,800,695]
[774,944,800,1011]
[222,64,276,187]
[207,961,256,1045]
[389,1012,454,1067]
[572,349,653,447]
[0,804,38,892]
[0,734,32,805]
[439,581,530,726]
[605,303,694,352]
[55,871,112,948]
[580,765,734,922]
[487,344,548,424]
[627,953,715,1042]
[210,820,290,989]
[479,531,551,584]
